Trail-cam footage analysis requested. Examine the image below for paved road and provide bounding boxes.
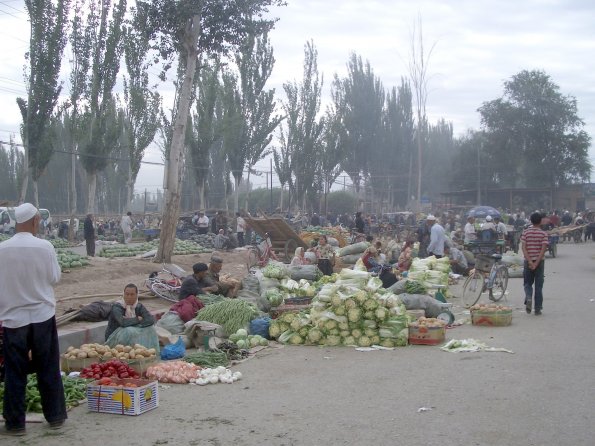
[7,242,594,445]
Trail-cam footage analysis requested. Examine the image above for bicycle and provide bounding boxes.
[145,263,186,302]
[349,229,367,244]
[461,253,509,308]
[246,234,277,272]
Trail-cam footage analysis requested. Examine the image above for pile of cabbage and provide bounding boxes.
[269,269,410,348]
[262,278,317,308]
[407,256,450,290]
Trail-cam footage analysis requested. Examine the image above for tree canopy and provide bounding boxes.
[478,69,591,188]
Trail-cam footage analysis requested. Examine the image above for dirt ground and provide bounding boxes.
[55,248,252,319]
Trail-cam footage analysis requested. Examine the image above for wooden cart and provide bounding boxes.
[549,224,587,243]
[245,215,308,260]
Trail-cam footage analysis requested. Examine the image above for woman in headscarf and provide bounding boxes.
[290,247,309,266]
[105,284,159,351]
[312,235,335,276]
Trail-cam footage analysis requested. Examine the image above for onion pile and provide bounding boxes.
[145,361,201,384]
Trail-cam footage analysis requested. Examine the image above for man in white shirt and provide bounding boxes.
[120,211,133,244]
[197,212,209,235]
[0,203,66,435]
[494,216,508,239]
[235,212,246,247]
[482,215,496,231]
[464,216,476,244]
[426,214,446,258]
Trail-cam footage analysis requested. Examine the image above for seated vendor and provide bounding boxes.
[204,254,238,297]
[311,235,335,276]
[179,263,218,300]
[213,229,232,250]
[444,245,469,276]
[361,246,382,273]
[290,247,310,266]
[105,284,159,350]
[397,239,414,272]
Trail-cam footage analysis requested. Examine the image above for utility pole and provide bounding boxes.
[477,143,481,205]
[270,158,273,214]
[144,189,147,216]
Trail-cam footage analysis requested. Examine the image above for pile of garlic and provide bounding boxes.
[190,366,243,385]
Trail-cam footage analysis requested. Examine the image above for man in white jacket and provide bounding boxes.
[0,203,66,435]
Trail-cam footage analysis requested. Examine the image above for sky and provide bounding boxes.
[1,0,594,193]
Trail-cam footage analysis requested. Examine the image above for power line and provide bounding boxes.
[0,140,273,174]
[0,1,25,14]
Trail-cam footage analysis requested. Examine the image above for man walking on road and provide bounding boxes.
[121,211,133,244]
[521,212,549,315]
[235,212,246,247]
[426,214,446,258]
[84,213,95,257]
[0,203,66,436]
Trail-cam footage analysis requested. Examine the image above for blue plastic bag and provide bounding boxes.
[160,336,186,360]
[249,317,271,340]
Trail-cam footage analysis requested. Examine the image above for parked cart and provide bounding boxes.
[245,215,308,261]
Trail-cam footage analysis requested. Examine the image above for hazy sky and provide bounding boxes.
[0,0,594,193]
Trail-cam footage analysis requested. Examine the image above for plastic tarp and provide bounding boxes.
[338,242,369,257]
[105,325,160,353]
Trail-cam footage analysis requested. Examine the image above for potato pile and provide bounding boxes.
[409,317,447,329]
[63,343,157,361]
[470,303,512,313]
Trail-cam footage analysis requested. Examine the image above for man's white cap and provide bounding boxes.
[485,215,493,221]
[426,214,436,221]
[15,203,38,223]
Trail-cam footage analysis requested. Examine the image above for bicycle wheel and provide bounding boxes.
[246,248,259,273]
[489,266,508,302]
[461,270,485,308]
[150,281,180,302]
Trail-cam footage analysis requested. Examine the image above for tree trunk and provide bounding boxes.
[416,114,423,211]
[18,148,29,204]
[32,179,39,208]
[155,15,201,263]
[233,174,241,212]
[87,171,97,214]
[279,184,284,212]
[126,164,134,212]
[69,150,77,242]
[198,182,205,210]
[244,170,251,211]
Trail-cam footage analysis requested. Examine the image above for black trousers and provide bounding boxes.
[2,317,67,430]
[237,232,245,247]
[85,238,95,256]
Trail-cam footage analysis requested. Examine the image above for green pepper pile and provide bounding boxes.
[0,374,88,413]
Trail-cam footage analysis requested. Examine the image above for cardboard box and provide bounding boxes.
[87,378,158,415]
[408,325,445,345]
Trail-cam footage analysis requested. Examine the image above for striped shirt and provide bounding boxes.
[521,226,548,261]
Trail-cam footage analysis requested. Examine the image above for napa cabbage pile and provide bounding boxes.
[262,261,289,279]
[269,268,410,348]
[409,256,450,289]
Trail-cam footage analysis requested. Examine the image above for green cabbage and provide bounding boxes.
[347,308,362,322]
[357,335,372,347]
